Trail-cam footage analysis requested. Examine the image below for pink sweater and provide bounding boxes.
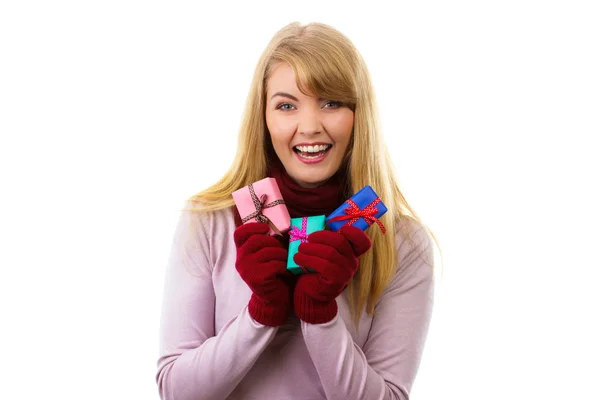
[156,204,435,400]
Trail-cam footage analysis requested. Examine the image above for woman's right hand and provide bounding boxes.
[234,222,292,327]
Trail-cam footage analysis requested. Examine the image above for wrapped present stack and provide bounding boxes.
[326,186,387,233]
[232,177,291,236]
[287,215,326,275]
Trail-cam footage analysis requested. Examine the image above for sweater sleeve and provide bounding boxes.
[300,224,435,400]
[155,205,279,400]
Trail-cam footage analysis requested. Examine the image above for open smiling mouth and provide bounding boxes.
[293,144,333,160]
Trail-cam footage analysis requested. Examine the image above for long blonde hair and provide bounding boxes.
[187,21,440,325]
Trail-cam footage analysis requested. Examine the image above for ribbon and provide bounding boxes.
[241,183,285,234]
[289,217,309,243]
[328,198,386,234]
[289,217,310,273]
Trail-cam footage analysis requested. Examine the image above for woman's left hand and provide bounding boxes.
[293,226,372,324]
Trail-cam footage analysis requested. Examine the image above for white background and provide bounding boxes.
[1,1,599,399]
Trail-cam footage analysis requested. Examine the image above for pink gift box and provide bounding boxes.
[232,178,291,236]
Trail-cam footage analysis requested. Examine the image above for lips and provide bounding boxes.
[293,143,332,164]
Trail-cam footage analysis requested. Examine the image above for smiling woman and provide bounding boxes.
[156,21,439,400]
[266,62,354,187]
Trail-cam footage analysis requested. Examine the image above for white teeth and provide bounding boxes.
[299,153,321,159]
[295,144,331,153]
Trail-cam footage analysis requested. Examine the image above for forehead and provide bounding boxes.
[266,63,301,94]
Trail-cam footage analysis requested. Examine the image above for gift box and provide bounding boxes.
[326,186,387,233]
[287,215,326,275]
[232,178,291,236]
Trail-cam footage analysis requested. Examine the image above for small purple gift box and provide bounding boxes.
[326,186,387,233]
[232,178,291,236]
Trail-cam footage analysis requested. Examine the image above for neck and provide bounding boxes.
[267,157,348,218]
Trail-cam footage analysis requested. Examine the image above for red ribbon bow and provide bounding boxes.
[328,198,386,234]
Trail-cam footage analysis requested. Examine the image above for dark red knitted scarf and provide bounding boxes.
[232,157,349,231]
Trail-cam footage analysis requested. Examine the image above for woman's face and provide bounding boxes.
[265,62,354,188]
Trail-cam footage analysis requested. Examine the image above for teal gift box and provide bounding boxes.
[287,215,326,275]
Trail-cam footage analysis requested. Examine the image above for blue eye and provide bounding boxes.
[324,101,343,109]
[276,103,295,111]
[275,101,343,111]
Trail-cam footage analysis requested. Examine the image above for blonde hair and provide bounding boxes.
[187,21,440,326]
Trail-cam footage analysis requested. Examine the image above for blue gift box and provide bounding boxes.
[326,186,388,232]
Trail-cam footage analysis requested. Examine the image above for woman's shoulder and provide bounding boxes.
[372,215,436,306]
[178,199,235,234]
[392,215,435,276]
[170,200,236,273]
[394,215,432,250]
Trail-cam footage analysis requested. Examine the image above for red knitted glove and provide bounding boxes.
[234,222,293,327]
[293,226,372,324]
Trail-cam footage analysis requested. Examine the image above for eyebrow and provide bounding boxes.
[270,92,299,102]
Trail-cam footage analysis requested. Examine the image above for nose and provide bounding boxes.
[298,107,322,136]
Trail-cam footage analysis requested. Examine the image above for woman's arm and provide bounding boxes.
[155,206,278,400]
[301,225,435,400]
